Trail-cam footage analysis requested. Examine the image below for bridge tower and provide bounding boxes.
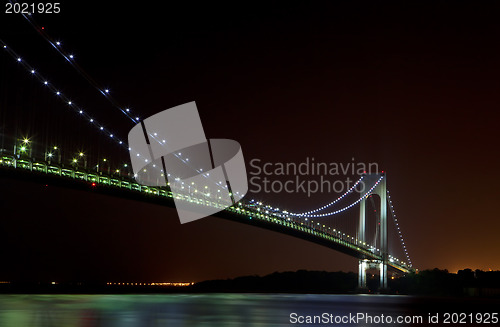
[358,172,388,290]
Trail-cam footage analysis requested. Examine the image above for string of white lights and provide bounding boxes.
[287,175,365,216]
[16,7,140,125]
[291,175,384,218]
[387,189,412,267]
[1,39,128,150]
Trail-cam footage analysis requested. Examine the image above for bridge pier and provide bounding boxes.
[358,173,388,290]
[379,261,388,289]
[358,260,367,289]
[358,259,388,291]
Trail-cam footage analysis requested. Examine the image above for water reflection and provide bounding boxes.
[0,293,497,326]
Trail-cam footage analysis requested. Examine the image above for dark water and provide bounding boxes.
[0,294,498,326]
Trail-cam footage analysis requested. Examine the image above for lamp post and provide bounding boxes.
[97,158,110,174]
[52,146,61,164]
[123,163,131,177]
[77,151,87,169]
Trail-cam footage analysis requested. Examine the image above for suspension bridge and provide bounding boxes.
[0,13,414,289]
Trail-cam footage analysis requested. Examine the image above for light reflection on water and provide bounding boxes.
[0,293,482,326]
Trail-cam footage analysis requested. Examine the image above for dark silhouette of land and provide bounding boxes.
[191,268,500,297]
[0,269,499,297]
[392,268,500,297]
[192,270,357,293]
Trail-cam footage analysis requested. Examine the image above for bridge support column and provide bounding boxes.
[379,174,388,290]
[379,261,388,289]
[358,260,367,289]
[358,259,387,291]
[358,180,366,290]
[357,172,388,290]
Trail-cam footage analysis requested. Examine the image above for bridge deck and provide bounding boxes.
[0,155,412,273]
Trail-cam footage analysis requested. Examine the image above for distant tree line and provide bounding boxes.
[192,270,357,293]
[391,268,500,296]
[193,269,500,296]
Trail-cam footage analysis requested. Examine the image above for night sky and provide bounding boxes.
[0,1,499,283]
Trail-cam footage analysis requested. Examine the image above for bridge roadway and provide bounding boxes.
[0,155,412,274]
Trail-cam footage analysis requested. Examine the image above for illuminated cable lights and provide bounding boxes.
[290,176,384,218]
[16,13,143,124]
[288,176,365,216]
[0,39,128,150]
[387,189,413,267]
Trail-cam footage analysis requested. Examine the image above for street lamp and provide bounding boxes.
[14,137,32,158]
[45,151,54,162]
